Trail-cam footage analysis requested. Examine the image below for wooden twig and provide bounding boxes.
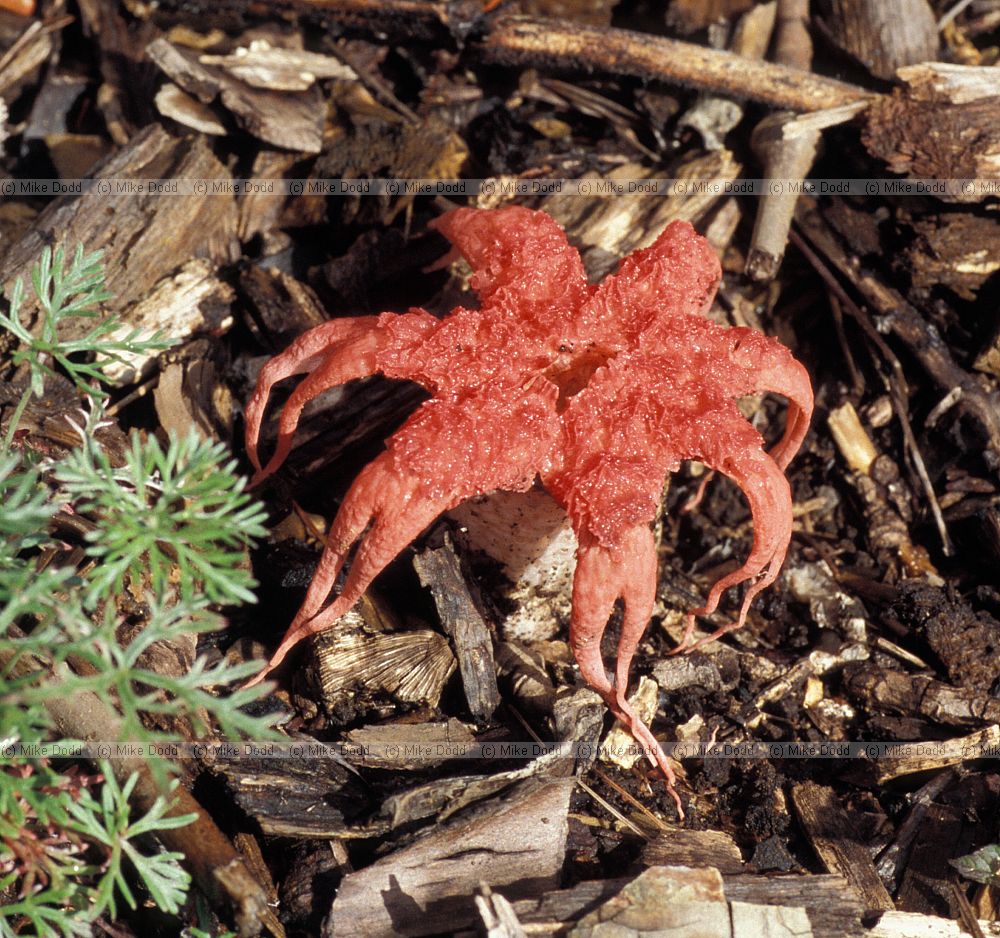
[481,15,872,113]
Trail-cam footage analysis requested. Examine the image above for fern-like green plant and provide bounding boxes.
[0,245,167,396]
[55,429,268,608]
[0,245,275,937]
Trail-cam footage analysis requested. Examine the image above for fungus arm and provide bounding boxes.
[430,206,590,330]
[245,311,437,485]
[244,383,560,686]
[671,406,794,652]
[570,527,684,818]
[725,327,814,470]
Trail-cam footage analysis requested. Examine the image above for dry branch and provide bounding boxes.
[156,2,872,112]
[481,15,871,112]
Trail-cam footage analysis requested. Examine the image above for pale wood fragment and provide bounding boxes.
[823,0,938,80]
[326,779,573,938]
[102,260,235,384]
[568,866,730,938]
[790,782,895,912]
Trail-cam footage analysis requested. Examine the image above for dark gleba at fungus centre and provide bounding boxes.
[244,206,814,816]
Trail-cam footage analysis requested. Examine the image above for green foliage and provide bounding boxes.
[55,429,268,608]
[951,843,1000,886]
[0,765,195,936]
[63,771,195,918]
[0,244,170,400]
[0,246,275,936]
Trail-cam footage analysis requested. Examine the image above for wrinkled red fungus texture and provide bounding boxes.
[244,206,814,816]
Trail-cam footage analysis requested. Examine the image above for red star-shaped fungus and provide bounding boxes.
[244,206,814,816]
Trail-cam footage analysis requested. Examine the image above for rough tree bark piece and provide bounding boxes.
[414,529,501,723]
[822,0,938,80]
[843,662,1000,730]
[147,38,325,152]
[553,686,604,776]
[862,64,1000,203]
[207,746,362,839]
[790,782,894,912]
[893,581,1000,694]
[975,321,1000,380]
[905,213,1000,302]
[325,778,574,938]
[0,125,239,337]
[237,151,305,247]
[641,829,746,875]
